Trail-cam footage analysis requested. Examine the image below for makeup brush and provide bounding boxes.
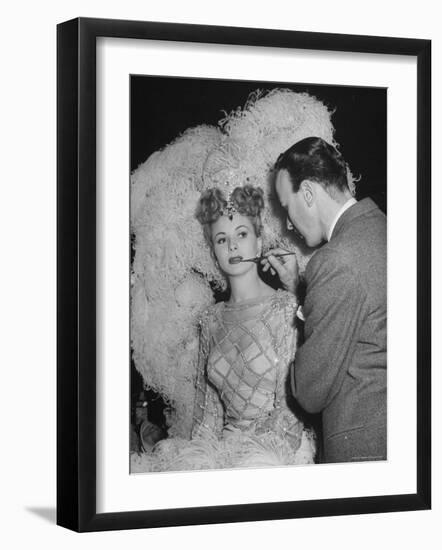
[228,252,296,265]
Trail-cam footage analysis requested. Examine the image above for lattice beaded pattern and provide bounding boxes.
[192,290,302,450]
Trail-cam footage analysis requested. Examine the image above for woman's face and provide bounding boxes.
[210,213,262,277]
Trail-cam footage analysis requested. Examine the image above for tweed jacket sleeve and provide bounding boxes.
[292,247,367,414]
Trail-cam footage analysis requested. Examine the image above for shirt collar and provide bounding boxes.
[327,197,357,241]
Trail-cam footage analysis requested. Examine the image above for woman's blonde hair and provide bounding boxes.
[196,185,264,246]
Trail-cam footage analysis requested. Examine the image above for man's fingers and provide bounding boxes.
[267,255,285,275]
[261,255,282,277]
[261,257,270,272]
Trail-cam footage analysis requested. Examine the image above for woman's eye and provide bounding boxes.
[216,238,226,245]
[238,231,248,238]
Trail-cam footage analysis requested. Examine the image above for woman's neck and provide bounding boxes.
[228,269,274,303]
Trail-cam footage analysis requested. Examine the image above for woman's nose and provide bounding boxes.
[286,218,294,231]
[228,237,238,251]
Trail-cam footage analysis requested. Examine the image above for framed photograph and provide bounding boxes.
[57,17,431,532]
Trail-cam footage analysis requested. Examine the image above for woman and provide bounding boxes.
[138,184,315,472]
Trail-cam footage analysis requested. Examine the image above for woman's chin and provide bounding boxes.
[224,264,253,277]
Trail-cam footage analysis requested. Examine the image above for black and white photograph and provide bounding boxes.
[54,15,431,534]
[1,0,437,545]
[129,76,387,473]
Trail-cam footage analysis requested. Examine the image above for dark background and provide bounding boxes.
[130,75,387,441]
[131,76,387,206]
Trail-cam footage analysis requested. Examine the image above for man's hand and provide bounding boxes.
[261,248,299,294]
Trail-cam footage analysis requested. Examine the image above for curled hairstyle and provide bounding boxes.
[275,137,349,194]
[196,185,264,246]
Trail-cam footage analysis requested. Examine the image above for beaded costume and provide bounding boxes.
[193,289,316,464]
[195,291,304,438]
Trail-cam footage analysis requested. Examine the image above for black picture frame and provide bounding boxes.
[57,17,431,532]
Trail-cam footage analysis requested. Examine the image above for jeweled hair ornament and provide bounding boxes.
[223,196,237,219]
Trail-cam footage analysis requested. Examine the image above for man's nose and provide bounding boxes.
[286,218,294,231]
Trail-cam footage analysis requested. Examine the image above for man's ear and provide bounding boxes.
[300,180,315,207]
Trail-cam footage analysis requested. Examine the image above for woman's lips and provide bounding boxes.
[228,256,243,264]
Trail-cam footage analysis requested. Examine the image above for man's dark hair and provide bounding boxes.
[274,137,349,194]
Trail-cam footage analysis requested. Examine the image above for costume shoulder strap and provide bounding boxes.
[199,301,224,325]
[270,289,298,318]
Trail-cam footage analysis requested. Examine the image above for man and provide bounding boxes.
[264,136,386,463]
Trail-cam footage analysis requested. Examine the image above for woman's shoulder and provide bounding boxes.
[198,301,223,328]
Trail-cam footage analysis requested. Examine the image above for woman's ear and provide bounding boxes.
[210,247,219,268]
[257,236,263,257]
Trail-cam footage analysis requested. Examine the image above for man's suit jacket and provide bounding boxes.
[292,198,387,463]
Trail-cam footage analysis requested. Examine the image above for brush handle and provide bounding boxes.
[241,252,296,263]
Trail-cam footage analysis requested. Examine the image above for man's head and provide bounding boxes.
[274,137,353,247]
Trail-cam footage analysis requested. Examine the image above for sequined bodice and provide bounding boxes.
[200,290,297,431]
